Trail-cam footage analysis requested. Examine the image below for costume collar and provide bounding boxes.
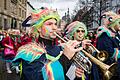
[109,28,117,33]
[97,25,115,38]
[38,36,56,46]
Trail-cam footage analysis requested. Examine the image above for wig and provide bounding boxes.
[65,21,87,39]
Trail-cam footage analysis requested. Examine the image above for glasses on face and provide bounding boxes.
[101,14,113,22]
[98,29,102,32]
[76,30,85,33]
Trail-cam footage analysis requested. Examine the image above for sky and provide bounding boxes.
[28,0,78,18]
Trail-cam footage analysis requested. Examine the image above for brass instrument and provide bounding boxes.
[54,32,92,74]
[89,44,109,62]
[54,32,117,80]
[81,50,117,80]
[72,51,92,74]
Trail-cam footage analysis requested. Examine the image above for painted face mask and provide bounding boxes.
[101,11,120,28]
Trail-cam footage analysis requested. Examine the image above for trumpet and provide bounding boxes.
[54,32,117,80]
[54,32,92,74]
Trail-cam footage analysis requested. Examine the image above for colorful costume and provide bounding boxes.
[97,11,120,62]
[13,37,73,80]
[65,21,89,80]
[12,7,72,80]
[96,11,120,79]
[2,36,16,60]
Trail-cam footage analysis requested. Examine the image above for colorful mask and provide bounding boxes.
[102,11,120,28]
[108,18,120,28]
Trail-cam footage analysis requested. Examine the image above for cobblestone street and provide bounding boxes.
[0,56,20,80]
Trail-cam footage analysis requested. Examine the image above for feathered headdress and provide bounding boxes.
[31,7,60,29]
[22,7,60,33]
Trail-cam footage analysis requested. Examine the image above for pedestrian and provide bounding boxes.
[2,30,15,73]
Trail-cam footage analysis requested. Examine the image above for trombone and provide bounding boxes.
[54,32,117,80]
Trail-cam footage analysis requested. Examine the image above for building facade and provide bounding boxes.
[0,0,27,30]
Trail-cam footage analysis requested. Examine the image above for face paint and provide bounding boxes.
[41,25,53,39]
[40,19,57,40]
[42,26,49,37]
[46,26,52,33]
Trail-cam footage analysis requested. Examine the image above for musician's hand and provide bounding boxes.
[75,67,84,77]
[62,40,83,60]
[82,39,91,49]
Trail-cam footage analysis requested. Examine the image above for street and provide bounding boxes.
[0,55,20,80]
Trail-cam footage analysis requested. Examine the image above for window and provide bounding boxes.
[22,10,24,18]
[11,0,17,5]
[19,8,21,17]
[24,0,27,6]
[4,19,8,30]
[0,17,2,29]
[24,12,26,18]
[14,20,17,29]
[22,0,24,4]
[11,18,14,29]
[4,0,7,10]
[11,18,17,29]
[19,22,22,29]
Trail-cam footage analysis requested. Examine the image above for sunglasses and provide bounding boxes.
[76,30,85,33]
[98,29,102,31]
[101,14,113,22]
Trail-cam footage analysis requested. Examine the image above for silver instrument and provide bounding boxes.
[72,52,92,74]
[54,32,117,80]
[54,32,92,74]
